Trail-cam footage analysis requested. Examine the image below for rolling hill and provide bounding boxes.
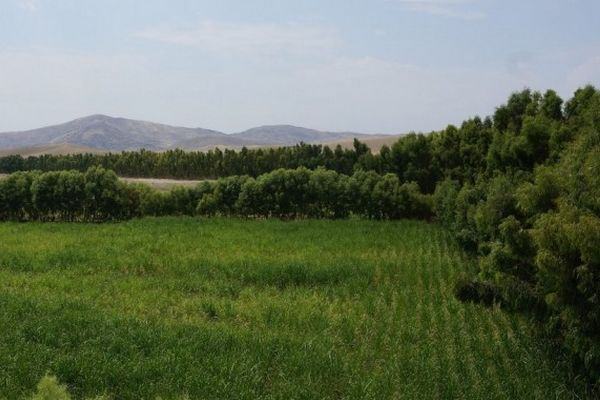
[0,115,230,151]
[230,125,370,145]
[0,143,106,157]
[0,115,387,155]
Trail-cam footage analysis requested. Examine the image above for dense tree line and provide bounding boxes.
[194,168,431,220]
[0,167,432,222]
[431,86,600,389]
[0,118,496,194]
[0,168,140,222]
[0,142,370,180]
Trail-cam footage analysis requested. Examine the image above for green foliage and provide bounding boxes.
[0,168,137,222]
[432,179,460,227]
[197,168,431,220]
[493,89,536,132]
[535,209,600,381]
[390,133,438,192]
[1,167,434,222]
[454,276,502,307]
[0,219,582,399]
[0,141,365,180]
[29,375,110,400]
[0,170,39,220]
[30,375,71,400]
[432,85,600,386]
[431,118,493,183]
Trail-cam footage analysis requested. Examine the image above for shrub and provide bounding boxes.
[30,375,71,400]
[454,277,503,307]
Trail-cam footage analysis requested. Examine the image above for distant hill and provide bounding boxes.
[0,115,390,155]
[0,115,228,151]
[0,143,106,157]
[230,125,370,146]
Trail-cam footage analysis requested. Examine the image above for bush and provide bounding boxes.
[454,277,503,307]
[30,375,71,400]
[28,374,111,400]
[0,170,39,220]
[436,86,600,386]
[0,168,135,222]
[196,168,430,220]
[432,179,460,226]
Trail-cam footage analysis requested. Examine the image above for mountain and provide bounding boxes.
[231,125,370,146]
[0,115,229,151]
[0,115,385,153]
[0,144,106,158]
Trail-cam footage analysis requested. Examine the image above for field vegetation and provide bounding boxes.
[0,218,582,399]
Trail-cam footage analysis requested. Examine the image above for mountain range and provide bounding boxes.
[0,115,388,154]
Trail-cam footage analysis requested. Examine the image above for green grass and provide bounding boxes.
[0,218,580,399]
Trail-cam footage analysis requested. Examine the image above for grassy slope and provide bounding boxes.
[0,218,578,399]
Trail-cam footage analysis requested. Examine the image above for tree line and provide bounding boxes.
[0,120,490,192]
[431,85,600,389]
[0,93,565,197]
[0,168,139,222]
[0,167,432,222]
[0,142,370,180]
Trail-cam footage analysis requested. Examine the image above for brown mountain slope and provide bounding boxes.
[0,143,106,157]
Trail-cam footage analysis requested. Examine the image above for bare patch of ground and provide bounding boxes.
[0,173,202,191]
[122,177,203,191]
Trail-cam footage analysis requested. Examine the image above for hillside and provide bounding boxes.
[0,116,384,154]
[0,143,106,157]
[230,125,370,145]
[0,115,229,151]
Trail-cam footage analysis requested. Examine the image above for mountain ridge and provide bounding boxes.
[0,115,381,153]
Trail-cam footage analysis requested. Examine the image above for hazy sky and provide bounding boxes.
[1,0,599,133]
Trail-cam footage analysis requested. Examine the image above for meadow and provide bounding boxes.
[0,218,581,399]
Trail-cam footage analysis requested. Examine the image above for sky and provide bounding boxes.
[1,0,599,134]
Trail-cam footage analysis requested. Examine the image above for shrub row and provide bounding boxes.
[0,167,432,222]
[143,168,432,220]
[0,168,138,222]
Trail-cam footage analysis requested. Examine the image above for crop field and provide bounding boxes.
[0,218,579,399]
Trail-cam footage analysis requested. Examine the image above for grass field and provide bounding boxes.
[0,218,581,399]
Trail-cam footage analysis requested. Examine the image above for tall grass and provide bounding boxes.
[0,218,582,399]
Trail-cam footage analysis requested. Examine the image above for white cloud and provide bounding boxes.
[17,0,38,12]
[135,21,340,56]
[392,0,485,20]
